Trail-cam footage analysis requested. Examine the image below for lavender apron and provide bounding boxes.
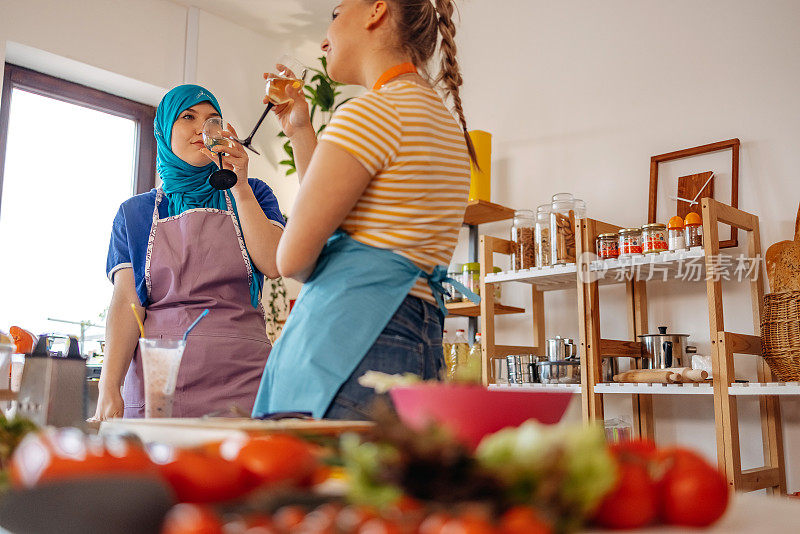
[122,189,271,418]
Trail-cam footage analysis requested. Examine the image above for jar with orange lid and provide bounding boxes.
[684,212,703,247]
[668,216,686,251]
[641,223,668,254]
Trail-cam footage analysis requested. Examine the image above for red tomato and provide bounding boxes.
[161,503,223,534]
[272,505,307,531]
[657,447,713,472]
[418,512,450,534]
[336,505,380,532]
[9,428,152,488]
[149,444,250,503]
[440,514,495,534]
[660,463,729,527]
[358,517,402,534]
[499,507,552,534]
[223,434,318,488]
[610,438,658,464]
[592,460,658,529]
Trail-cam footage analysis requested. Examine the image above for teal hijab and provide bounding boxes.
[154,84,262,308]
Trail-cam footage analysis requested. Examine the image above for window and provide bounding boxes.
[0,64,156,352]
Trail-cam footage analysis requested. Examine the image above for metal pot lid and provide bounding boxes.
[638,326,689,337]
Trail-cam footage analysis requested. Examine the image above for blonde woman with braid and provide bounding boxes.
[252,0,477,420]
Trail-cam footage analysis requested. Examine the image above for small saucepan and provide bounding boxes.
[638,326,696,369]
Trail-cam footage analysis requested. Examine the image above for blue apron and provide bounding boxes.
[251,231,478,418]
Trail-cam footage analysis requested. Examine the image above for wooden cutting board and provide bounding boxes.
[765,203,800,293]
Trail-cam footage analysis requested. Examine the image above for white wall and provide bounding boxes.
[450,0,800,490]
[0,0,296,205]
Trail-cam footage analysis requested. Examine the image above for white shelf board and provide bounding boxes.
[594,382,714,395]
[586,246,735,285]
[489,382,582,393]
[729,382,800,396]
[485,263,578,292]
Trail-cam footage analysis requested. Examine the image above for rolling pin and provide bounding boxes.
[663,367,709,382]
[613,370,682,383]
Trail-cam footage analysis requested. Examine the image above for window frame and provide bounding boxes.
[0,63,156,219]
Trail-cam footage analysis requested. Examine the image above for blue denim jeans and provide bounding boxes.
[324,295,445,420]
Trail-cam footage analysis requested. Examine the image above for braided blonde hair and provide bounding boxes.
[373,0,478,165]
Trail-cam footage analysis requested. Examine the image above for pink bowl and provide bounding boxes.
[389,384,573,449]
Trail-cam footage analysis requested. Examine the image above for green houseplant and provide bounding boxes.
[264,57,353,340]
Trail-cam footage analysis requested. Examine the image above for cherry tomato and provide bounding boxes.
[336,505,379,532]
[660,463,729,527]
[161,503,223,534]
[149,444,250,503]
[272,505,306,531]
[440,514,494,534]
[418,512,450,534]
[592,460,658,529]
[222,434,317,488]
[357,517,402,534]
[499,506,552,534]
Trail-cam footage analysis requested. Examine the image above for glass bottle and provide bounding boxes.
[535,204,552,267]
[449,329,470,380]
[684,212,703,248]
[511,209,536,270]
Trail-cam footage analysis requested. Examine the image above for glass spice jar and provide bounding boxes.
[550,193,586,265]
[510,210,536,270]
[668,216,686,252]
[596,233,619,259]
[462,262,481,301]
[445,264,463,303]
[535,204,552,267]
[641,223,668,254]
[684,212,703,248]
[618,228,643,257]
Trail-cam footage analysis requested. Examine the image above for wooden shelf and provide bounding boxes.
[462,200,515,226]
[595,382,713,395]
[485,263,578,292]
[489,383,582,393]
[729,382,800,396]
[445,301,525,317]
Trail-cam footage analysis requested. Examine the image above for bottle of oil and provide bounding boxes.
[449,329,470,381]
[457,333,483,384]
[442,330,455,379]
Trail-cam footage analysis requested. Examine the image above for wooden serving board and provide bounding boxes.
[99,418,374,447]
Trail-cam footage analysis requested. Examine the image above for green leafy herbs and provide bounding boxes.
[278,56,353,176]
[0,413,37,493]
[476,420,617,531]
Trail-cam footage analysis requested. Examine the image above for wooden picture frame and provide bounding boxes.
[648,138,740,249]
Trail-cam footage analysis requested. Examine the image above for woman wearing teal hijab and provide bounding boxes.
[93,85,285,420]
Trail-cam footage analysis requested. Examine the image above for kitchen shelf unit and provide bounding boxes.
[477,234,581,384]
[454,200,517,339]
[577,198,786,494]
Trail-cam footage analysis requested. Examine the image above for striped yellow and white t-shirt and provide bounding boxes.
[320,80,471,304]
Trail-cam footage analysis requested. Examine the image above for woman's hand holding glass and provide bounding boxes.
[265,63,312,140]
[200,121,249,191]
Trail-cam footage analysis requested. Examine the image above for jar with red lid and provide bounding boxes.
[641,223,668,254]
[596,233,619,259]
[618,228,642,257]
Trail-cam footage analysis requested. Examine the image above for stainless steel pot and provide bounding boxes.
[537,360,580,384]
[638,326,696,369]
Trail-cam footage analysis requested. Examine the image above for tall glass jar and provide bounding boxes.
[535,204,552,267]
[550,193,586,265]
[511,210,536,270]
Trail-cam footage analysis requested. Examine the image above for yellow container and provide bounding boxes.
[468,130,491,202]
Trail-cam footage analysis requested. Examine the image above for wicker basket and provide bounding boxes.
[761,290,800,381]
